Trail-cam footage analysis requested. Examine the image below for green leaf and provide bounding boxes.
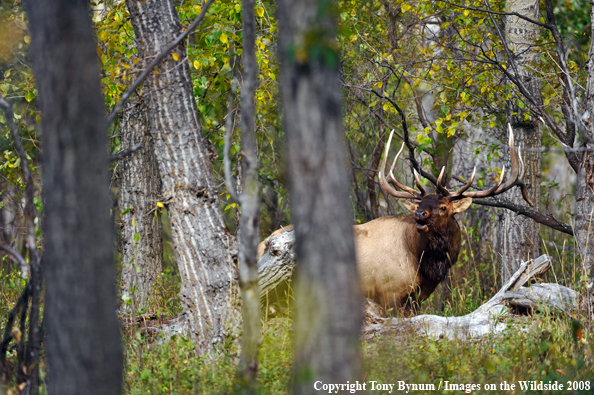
[134,232,140,243]
[33,197,43,212]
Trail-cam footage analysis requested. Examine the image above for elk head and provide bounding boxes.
[378,125,531,233]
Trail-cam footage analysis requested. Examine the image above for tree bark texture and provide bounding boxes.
[277,0,364,392]
[236,0,261,391]
[499,0,541,282]
[119,91,163,313]
[23,0,123,393]
[579,7,594,319]
[125,0,240,354]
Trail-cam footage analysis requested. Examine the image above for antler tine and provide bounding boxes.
[518,145,526,180]
[435,167,450,197]
[412,169,427,197]
[516,146,534,207]
[389,142,425,199]
[449,167,476,199]
[458,125,533,206]
[462,165,506,198]
[378,130,420,200]
[492,124,520,194]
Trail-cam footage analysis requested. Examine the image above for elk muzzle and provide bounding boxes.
[414,209,430,233]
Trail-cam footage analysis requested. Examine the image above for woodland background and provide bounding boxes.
[0,0,593,393]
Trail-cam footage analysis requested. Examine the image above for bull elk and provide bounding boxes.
[258,125,531,311]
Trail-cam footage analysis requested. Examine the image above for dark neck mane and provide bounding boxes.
[419,227,453,283]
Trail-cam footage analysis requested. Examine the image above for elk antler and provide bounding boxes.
[378,130,425,200]
[448,124,533,206]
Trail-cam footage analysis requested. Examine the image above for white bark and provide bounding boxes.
[125,0,240,355]
[258,228,295,301]
[499,0,542,282]
[119,93,163,312]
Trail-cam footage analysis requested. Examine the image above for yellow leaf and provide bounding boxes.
[194,5,202,13]
[157,202,164,208]
[401,3,412,12]
[193,60,200,69]
[24,35,30,45]
[172,53,180,61]
[122,63,130,69]
[463,9,470,16]
[220,32,228,44]
[256,7,265,17]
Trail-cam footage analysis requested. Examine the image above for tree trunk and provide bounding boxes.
[23,0,123,392]
[236,0,260,390]
[125,0,240,354]
[277,0,363,392]
[119,92,163,313]
[579,7,594,319]
[499,0,541,282]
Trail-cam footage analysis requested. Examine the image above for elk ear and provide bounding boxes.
[401,200,419,214]
[451,197,473,213]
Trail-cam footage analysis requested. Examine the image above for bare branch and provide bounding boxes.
[109,143,143,162]
[0,281,30,373]
[0,244,28,279]
[473,197,573,235]
[0,97,37,251]
[224,89,240,202]
[542,0,593,143]
[437,0,551,29]
[0,94,41,392]
[105,0,215,126]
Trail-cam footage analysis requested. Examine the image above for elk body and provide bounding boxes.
[258,126,531,311]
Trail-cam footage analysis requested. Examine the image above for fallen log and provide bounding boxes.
[257,227,295,302]
[364,254,578,340]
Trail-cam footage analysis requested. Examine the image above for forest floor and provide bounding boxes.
[1,225,592,394]
[122,306,593,394]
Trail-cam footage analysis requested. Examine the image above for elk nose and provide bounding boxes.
[415,210,429,220]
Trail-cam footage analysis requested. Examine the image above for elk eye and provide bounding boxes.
[440,206,447,212]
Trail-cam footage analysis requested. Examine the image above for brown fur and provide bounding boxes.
[257,196,471,311]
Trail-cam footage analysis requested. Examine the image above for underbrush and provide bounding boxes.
[123,312,593,394]
[365,316,593,394]
[123,316,293,394]
[1,217,592,394]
